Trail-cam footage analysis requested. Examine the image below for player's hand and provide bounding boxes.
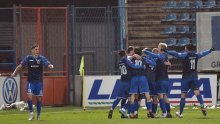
[48,64,54,69]
[210,47,215,51]
[11,73,15,77]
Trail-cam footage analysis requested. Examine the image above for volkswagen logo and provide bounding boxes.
[2,77,18,104]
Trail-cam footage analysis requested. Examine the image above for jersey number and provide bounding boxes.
[120,65,127,75]
[135,60,142,66]
[190,59,195,70]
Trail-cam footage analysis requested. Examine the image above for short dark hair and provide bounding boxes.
[185,43,195,51]
[126,46,134,54]
[134,47,142,55]
[31,44,39,50]
[118,50,126,57]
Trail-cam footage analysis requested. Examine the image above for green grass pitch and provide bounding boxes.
[0,106,220,124]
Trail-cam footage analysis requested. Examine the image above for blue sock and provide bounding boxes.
[165,103,170,113]
[111,99,121,110]
[134,100,139,112]
[146,101,152,112]
[37,100,41,115]
[180,98,185,115]
[130,103,134,114]
[196,95,204,106]
[152,103,158,114]
[127,101,130,114]
[27,100,33,112]
[121,99,126,109]
[159,99,166,113]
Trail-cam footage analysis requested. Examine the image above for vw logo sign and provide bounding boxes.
[2,77,18,104]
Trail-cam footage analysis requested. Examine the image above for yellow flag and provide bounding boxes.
[79,56,84,76]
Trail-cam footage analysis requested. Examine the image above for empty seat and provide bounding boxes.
[163,1,177,9]
[190,13,196,21]
[203,0,216,8]
[179,13,190,21]
[192,0,203,9]
[165,38,177,46]
[190,26,196,33]
[177,38,190,46]
[162,13,177,21]
[178,26,190,33]
[177,0,190,8]
[191,38,197,46]
[162,25,176,34]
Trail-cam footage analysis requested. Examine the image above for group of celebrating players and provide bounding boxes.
[108,42,215,119]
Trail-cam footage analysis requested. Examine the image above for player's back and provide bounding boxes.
[182,52,198,78]
[144,56,156,83]
[119,57,132,81]
[131,58,145,76]
[155,53,169,81]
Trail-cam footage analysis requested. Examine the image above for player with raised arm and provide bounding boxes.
[165,43,214,118]
[144,43,172,118]
[108,50,144,119]
[129,47,155,118]
[142,48,159,117]
[11,44,54,121]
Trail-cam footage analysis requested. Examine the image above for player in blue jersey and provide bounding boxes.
[142,48,159,117]
[129,47,156,118]
[108,50,144,119]
[144,43,172,118]
[165,43,214,118]
[11,44,54,121]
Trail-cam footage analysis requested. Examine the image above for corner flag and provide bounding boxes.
[79,56,84,76]
[79,56,86,110]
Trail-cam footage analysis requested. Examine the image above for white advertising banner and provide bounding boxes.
[85,75,217,107]
[197,12,220,71]
[0,76,20,105]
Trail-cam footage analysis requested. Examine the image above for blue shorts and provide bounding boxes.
[26,81,43,96]
[156,80,169,94]
[148,81,157,96]
[181,78,200,93]
[130,76,149,94]
[117,80,130,99]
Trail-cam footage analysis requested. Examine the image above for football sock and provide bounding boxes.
[152,103,158,114]
[146,101,152,112]
[159,99,166,113]
[127,101,130,114]
[121,99,126,109]
[27,100,33,112]
[111,98,121,110]
[180,98,185,115]
[37,100,41,115]
[165,103,170,113]
[196,95,204,106]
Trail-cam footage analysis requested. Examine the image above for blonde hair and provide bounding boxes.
[158,43,167,51]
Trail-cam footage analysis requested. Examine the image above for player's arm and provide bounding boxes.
[125,59,144,69]
[42,56,54,69]
[11,56,28,76]
[11,64,22,77]
[166,50,187,59]
[143,50,167,61]
[142,56,156,66]
[197,48,214,59]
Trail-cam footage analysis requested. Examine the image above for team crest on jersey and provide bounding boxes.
[36,59,41,64]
